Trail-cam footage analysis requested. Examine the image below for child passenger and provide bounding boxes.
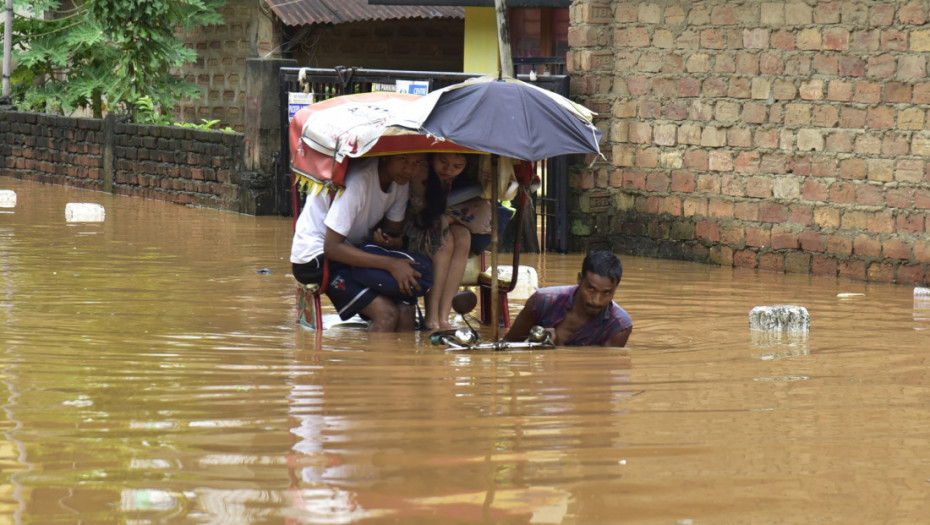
[404,152,477,330]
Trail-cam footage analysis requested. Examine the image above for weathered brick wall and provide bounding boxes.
[568,0,930,286]
[0,111,251,212]
[175,2,277,132]
[291,20,466,73]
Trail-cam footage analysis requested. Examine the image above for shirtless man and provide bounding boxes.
[503,251,632,347]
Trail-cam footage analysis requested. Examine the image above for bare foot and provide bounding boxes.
[438,321,454,330]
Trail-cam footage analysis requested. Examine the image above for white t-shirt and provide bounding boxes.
[290,157,409,264]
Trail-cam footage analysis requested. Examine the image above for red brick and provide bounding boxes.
[745,176,771,197]
[917,188,930,209]
[734,152,761,173]
[838,158,867,180]
[789,205,814,226]
[887,187,915,209]
[883,238,912,260]
[839,56,866,76]
[635,148,659,168]
[896,212,925,234]
[917,241,930,263]
[884,82,913,103]
[720,223,744,245]
[770,227,798,250]
[771,31,795,51]
[622,170,647,191]
[812,255,838,277]
[759,252,785,272]
[853,234,882,257]
[839,107,867,127]
[664,196,683,216]
[731,201,757,221]
[678,77,701,97]
[914,82,930,103]
[827,233,853,255]
[899,4,927,24]
[760,202,788,223]
[823,28,849,50]
[701,28,726,49]
[645,171,670,192]
[799,230,826,252]
[867,106,895,129]
[850,29,880,51]
[745,226,770,247]
[671,171,696,193]
[896,264,926,285]
[695,220,720,242]
[867,210,895,233]
[708,198,734,219]
[785,252,813,274]
[828,79,853,101]
[839,259,867,281]
[881,29,908,51]
[733,250,758,268]
[868,262,896,283]
[684,150,708,170]
[856,184,884,206]
[802,179,829,201]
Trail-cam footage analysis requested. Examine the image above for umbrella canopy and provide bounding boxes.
[398,75,604,162]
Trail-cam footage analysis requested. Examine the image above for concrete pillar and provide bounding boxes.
[242,57,297,215]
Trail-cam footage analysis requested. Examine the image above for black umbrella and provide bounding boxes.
[408,75,603,161]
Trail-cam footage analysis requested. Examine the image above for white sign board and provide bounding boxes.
[288,92,315,121]
[395,80,429,96]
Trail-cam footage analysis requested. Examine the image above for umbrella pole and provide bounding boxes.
[494,0,514,77]
[490,170,500,341]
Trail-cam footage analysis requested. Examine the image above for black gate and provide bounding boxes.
[277,66,571,253]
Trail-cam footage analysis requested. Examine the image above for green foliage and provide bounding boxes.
[11,0,226,119]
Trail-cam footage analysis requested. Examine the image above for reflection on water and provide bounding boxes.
[2,177,930,524]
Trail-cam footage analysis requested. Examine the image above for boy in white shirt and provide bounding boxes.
[291,154,429,332]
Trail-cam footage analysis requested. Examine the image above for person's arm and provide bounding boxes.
[371,218,405,250]
[323,227,422,296]
[604,326,632,348]
[502,293,539,342]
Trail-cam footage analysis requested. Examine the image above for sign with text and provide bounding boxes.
[287,92,315,121]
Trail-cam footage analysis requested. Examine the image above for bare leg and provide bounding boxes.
[359,295,401,332]
[396,303,418,332]
[424,236,454,330]
[435,223,472,329]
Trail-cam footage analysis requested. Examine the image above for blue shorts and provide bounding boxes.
[324,263,380,321]
[324,262,417,321]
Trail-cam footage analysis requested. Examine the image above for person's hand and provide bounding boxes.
[373,227,403,250]
[387,257,422,296]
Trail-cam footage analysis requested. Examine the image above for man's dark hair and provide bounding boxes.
[581,250,623,284]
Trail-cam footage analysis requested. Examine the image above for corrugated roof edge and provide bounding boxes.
[266,0,464,27]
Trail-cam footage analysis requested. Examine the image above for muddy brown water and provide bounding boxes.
[1,177,928,524]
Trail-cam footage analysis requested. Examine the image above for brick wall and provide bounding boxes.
[0,112,254,213]
[291,20,466,73]
[176,2,278,132]
[569,0,930,286]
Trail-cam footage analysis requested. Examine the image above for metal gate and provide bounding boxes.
[277,66,571,253]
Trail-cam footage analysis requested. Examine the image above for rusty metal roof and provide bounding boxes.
[266,0,464,26]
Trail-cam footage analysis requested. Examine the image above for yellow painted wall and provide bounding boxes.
[463,7,500,75]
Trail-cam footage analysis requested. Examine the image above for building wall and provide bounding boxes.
[174,4,465,132]
[568,0,930,286]
[290,19,466,73]
[175,2,279,133]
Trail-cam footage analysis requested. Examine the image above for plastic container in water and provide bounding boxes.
[65,203,106,222]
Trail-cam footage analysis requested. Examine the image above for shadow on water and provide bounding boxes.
[1,177,929,523]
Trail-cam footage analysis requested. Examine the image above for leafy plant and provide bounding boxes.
[11,0,225,120]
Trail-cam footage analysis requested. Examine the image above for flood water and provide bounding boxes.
[1,176,929,524]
